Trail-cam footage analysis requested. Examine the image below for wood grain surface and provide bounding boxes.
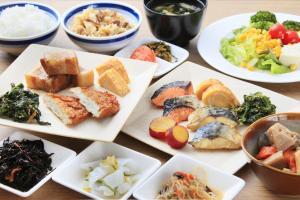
[0,0,300,199]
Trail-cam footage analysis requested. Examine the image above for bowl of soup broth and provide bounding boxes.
[144,0,207,46]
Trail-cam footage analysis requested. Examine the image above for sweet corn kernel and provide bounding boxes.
[290,64,298,71]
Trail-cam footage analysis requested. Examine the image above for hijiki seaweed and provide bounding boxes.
[0,138,53,191]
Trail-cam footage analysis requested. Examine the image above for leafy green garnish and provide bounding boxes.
[234,92,276,125]
[283,20,300,31]
[0,83,50,125]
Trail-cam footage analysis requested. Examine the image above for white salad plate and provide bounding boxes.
[198,12,300,83]
[115,37,189,78]
[0,131,76,197]
[133,154,245,200]
[0,44,157,142]
[122,61,300,174]
[52,141,161,200]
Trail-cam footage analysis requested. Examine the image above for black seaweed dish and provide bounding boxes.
[144,0,207,46]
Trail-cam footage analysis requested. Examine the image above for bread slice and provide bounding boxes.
[43,93,90,125]
[74,69,94,87]
[96,58,130,83]
[98,68,130,96]
[70,87,120,119]
[40,51,80,75]
[25,65,73,93]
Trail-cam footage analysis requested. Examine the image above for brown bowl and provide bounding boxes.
[242,113,300,195]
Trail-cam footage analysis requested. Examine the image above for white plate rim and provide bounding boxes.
[198,12,300,83]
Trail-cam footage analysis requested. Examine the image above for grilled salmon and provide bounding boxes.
[151,81,194,107]
[163,95,200,123]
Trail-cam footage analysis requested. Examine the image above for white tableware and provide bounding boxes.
[52,141,161,200]
[0,1,60,55]
[122,61,300,174]
[0,131,76,197]
[0,44,157,142]
[115,37,189,78]
[133,154,245,200]
[61,1,142,53]
[198,12,300,83]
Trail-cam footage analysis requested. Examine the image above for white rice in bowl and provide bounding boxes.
[0,4,55,38]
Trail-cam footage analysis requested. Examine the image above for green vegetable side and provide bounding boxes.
[220,10,300,74]
[233,92,276,125]
[0,83,50,125]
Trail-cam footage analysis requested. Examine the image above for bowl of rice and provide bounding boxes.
[0,2,60,55]
[62,1,142,53]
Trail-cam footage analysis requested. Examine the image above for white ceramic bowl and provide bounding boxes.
[0,131,76,197]
[52,141,161,200]
[133,154,245,200]
[62,1,142,53]
[0,1,60,55]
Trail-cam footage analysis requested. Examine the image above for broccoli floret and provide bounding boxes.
[250,11,277,24]
[283,20,300,31]
[251,21,274,30]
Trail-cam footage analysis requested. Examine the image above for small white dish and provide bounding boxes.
[115,37,189,78]
[0,131,76,197]
[198,12,300,83]
[52,141,161,200]
[133,154,245,200]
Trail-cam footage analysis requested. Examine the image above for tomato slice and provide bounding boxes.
[269,24,286,39]
[256,145,277,160]
[282,30,300,45]
[283,149,297,173]
[130,45,157,63]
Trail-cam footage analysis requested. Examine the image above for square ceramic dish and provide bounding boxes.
[122,61,300,174]
[52,141,161,200]
[0,131,76,197]
[115,37,189,78]
[133,154,245,200]
[0,44,157,142]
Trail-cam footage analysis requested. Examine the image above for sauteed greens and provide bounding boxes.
[0,83,50,125]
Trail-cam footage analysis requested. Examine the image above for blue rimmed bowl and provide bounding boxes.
[0,1,60,55]
[62,1,142,53]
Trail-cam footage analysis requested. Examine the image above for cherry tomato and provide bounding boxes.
[130,45,157,63]
[269,24,286,39]
[282,30,300,45]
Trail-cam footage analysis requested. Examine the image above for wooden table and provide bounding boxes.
[1,0,300,199]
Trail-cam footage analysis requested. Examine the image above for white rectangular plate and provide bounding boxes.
[52,141,161,200]
[0,131,76,197]
[122,61,300,174]
[133,154,245,200]
[115,37,189,78]
[0,44,157,142]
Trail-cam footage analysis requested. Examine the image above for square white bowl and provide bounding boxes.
[133,154,245,200]
[115,37,189,78]
[52,141,161,200]
[0,131,76,197]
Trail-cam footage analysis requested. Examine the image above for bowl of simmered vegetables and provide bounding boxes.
[144,0,207,46]
[242,113,300,195]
